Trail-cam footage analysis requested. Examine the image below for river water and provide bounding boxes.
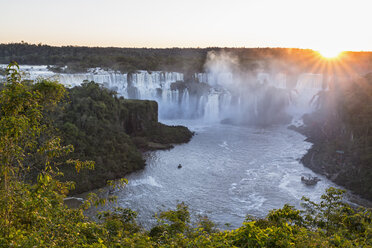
[98,120,339,229]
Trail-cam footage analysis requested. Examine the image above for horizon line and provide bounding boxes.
[1,42,371,53]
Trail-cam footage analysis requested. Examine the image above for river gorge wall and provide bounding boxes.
[290,74,372,201]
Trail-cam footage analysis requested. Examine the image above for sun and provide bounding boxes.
[317,48,343,59]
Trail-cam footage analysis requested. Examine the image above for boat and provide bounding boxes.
[301,175,321,186]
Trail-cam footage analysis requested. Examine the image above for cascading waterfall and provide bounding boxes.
[197,95,206,117]
[288,73,324,116]
[203,90,221,123]
[0,64,327,124]
[274,73,287,89]
[180,89,190,118]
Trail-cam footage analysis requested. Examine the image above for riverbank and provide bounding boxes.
[288,73,372,202]
[289,118,372,203]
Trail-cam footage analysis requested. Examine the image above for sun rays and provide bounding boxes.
[318,49,343,59]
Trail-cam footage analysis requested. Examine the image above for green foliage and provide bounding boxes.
[98,207,140,238]
[229,188,372,247]
[0,62,103,247]
[0,62,69,237]
[151,203,191,239]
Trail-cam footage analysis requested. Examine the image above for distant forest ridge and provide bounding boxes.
[0,42,372,75]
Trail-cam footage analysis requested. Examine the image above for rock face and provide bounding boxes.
[122,99,158,134]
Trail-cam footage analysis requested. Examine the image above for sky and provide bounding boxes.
[1,0,372,52]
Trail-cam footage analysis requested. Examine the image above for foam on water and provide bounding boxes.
[130,176,163,188]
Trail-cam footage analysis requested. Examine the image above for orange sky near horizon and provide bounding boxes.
[1,0,372,52]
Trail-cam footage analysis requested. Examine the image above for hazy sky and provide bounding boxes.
[1,0,371,51]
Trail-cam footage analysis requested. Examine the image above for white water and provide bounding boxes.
[0,64,326,124]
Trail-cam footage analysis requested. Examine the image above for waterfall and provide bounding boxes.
[197,95,206,117]
[181,89,190,117]
[204,90,220,123]
[274,73,287,89]
[290,73,324,115]
[0,64,330,125]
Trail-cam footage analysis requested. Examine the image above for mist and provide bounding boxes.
[0,53,335,127]
[199,50,328,126]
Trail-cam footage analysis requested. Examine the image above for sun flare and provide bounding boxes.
[318,49,343,59]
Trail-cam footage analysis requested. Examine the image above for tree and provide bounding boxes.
[0,62,96,246]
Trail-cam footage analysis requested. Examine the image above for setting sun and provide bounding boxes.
[318,49,343,59]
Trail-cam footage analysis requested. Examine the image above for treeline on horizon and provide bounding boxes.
[1,42,372,75]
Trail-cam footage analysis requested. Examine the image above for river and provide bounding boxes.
[94,120,338,229]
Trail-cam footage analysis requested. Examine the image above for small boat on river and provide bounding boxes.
[301,175,321,186]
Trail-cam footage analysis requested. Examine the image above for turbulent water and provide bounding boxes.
[98,120,337,229]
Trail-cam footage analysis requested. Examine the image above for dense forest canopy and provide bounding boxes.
[1,43,372,76]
